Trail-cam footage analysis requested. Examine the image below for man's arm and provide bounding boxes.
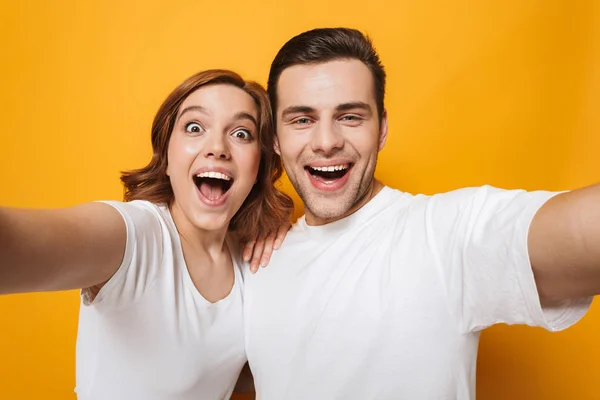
[529,183,600,302]
[0,202,126,294]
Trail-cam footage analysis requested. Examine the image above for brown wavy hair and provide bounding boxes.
[120,69,293,243]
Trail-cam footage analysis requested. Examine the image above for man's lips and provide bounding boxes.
[304,162,353,192]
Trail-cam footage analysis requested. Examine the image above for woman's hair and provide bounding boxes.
[120,69,293,243]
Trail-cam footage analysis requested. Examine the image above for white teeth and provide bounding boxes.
[310,164,349,172]
[196,171,232,181]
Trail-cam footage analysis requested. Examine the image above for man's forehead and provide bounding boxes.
[276,60,375,109]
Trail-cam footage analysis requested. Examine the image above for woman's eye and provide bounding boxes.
[185,122,203,133]
[232,129,252,140]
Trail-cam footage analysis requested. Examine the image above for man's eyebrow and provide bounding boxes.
[335,102,372,113]
[281,105,317,119]
[280,103,373,119]
[232,111,258,128]
[176,105,207,122]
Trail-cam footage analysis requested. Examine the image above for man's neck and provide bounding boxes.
[306,179,384,226]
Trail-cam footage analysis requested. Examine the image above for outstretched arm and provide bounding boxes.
[529,183,600,302]
[0,202,126,295]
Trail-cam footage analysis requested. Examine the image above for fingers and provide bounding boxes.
[258,233,277,269]
[245,222,291,274]
[249,234,266,274]
[274,223,291,250]
[242,240,256,263]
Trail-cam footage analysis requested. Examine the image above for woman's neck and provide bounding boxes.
[169,201,229,261]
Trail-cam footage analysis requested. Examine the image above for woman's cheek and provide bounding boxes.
[184,142,202,156]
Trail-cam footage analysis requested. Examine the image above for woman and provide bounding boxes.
[0,69,293,399]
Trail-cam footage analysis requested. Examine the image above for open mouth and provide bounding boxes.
[193,171,234,202]
[305,164,352,182]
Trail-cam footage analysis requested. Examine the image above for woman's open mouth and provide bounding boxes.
[193,171,234,206]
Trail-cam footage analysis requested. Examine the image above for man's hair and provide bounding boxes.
[267,27,386,121]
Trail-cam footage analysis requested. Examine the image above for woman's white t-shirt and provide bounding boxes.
[75,200,246,400]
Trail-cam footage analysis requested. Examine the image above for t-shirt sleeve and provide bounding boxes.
[81,200,164,308]
[427,185,592,333]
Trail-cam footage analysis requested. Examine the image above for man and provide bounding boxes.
[242,27,598,399]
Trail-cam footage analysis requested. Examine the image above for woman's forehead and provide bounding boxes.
[180,84,259,120]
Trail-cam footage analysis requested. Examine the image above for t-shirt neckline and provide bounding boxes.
[296,186,400,238]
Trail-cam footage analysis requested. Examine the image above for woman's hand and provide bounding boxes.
[242,223,291,273]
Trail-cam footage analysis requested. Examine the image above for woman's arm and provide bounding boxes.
[0,202,126,294]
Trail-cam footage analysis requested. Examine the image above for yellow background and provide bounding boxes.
[1,0,599,399]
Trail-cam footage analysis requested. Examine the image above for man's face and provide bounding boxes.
[274,59,388,225]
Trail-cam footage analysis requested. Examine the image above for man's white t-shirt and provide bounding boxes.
[75,200,246,400]
[243,186,592,400]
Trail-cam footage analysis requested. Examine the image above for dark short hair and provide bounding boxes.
[268,27,386,121]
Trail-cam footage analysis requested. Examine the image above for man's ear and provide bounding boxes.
[378,109,388,152]
[274,135,281,156]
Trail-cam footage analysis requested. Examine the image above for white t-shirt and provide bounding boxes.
[75,200,246,400]
[243,186,592,400]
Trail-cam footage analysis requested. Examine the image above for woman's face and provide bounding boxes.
[166,84,261,234]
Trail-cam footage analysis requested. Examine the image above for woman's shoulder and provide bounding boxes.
[96,200,172,237]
